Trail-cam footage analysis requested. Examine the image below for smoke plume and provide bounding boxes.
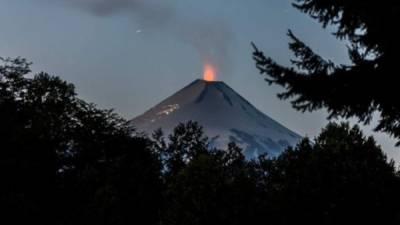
[49,0,232,77]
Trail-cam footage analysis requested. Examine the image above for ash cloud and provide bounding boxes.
[49,0,232,77]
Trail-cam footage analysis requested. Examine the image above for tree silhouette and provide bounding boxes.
[2,57,400,225]
[157,121,209,177]
[0,57,163,225]
[252,1,400,145]
[263,123,400,225]
[158,123,260,225]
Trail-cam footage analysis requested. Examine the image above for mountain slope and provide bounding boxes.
[129,79,302,158]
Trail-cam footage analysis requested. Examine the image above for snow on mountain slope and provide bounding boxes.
[128,79,302,158]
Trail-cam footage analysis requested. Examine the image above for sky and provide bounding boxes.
[0,0,398,163]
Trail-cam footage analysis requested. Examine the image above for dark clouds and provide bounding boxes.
[49,0,232,76]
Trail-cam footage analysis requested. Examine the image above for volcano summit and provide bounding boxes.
[129,79,302,158]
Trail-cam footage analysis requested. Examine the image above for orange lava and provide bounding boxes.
[203,63,216,81]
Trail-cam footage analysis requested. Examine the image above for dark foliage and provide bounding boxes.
[0,57,163,225]
[263,123,400,225]
[159,128,260,225]
[2,57,399,224]
[252,0,400,145]
[154,121,400,225]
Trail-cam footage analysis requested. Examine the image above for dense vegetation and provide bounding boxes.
[253,0,400,145]
[1,57,399,224]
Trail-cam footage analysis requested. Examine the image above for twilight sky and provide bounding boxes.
[1,0,398,162]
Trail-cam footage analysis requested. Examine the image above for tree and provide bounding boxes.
[1,57,77,225]
[4,56,399,225]
[155,121,209,177]
[0,57,163,225]
[252,1,400,144]
[159,125,260,225]
[262,123,400,225]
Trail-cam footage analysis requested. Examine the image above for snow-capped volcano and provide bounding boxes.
[129,79,302,158]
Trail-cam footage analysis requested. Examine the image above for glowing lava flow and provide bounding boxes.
[203,63,216,81]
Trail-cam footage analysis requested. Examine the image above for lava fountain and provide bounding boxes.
[203,62,216,82]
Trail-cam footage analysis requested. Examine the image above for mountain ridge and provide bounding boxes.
[129,79,302,158]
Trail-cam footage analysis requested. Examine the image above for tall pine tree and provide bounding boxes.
[252,0,400,144]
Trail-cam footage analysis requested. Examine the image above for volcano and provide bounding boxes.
[129,79,302,158]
